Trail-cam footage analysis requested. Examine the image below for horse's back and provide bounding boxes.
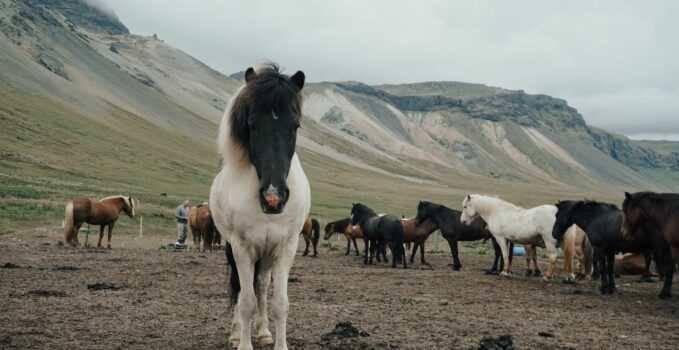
[71,197,92,222]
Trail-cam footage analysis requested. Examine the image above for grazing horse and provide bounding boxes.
[300,217,320,257]
[210,64,309,350]
[63,195,135,248]
[351,203,406,269]
[622,191,679,299]
[401,217,439,265]
[553,200,653,295]
[189,203,218,252]
[615,253,655,276]
[324,218,363,255]
[461,195,560,279]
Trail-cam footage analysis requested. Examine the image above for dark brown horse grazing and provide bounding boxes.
[189,203,219,252]
[325,218,362,255]
[622,191,679,299]
[64,195,135,248]
[300,217,320,257]
[401,217,439,265]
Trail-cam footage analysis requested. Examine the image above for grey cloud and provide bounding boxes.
[103,0,679,140]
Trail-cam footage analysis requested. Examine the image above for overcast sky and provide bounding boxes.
[102,0,679,140]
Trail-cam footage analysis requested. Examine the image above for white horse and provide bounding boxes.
[210,64,310,350]
[460,194,566,279]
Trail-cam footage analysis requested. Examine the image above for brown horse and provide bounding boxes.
[189,203,219,252]
[64,195,135,248]
[300,217,320,257]
[401,218,439,265]
[615,253,656,276]
[324,218,363,255]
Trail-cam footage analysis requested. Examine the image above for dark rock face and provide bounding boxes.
[35,0,129,35]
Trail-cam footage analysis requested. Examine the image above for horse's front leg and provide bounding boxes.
[254,260,274,346]
[449,239,461,270]
[543,241,557,281]
[606,251,616,294]
[106,223,114,249]
[409,241,418,264]
[640,253,654,282]
[363,238,369,265]
[302,235,310,256]
[597,248,609,294]
[345,236,351,255]
[232,249,257,350]
[97,225,105,248]
[270,241,297,350]
[352,237,360,256]
[496,237,511,277]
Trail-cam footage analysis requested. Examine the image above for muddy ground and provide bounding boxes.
[1,229,678,349]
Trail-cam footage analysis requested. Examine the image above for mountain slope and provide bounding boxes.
[1,0,677,235]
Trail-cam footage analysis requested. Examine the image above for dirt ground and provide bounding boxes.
[2,228,679,350]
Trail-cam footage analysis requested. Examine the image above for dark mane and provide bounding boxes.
[229,63,303,153]
[558,199,618,211]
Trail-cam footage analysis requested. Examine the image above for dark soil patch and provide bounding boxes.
[87,282,123,291]
[477,334,514,350]
[2,262,20,269]
[12,290,67,298]
[54,266,80,271]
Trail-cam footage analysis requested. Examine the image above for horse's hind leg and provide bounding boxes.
[302,235,310,256]
[657,247,676,299]
[606,251,616,294]
[345,237,351,256]
[419,240,428,265]
[409,242,418,264]
[254,260,274,346]
[106,223,114,249]
[524,245,533,276]
[352,237,360,256]
[488,238,502,275]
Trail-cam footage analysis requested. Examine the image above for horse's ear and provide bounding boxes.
[244,67,256,83]
[290,70,305,90]
[624,192,632,200]
[466,195,471,200]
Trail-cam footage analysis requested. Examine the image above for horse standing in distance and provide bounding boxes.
[324,218,365,256]
[210,64,309,350]
[300,217,320,257]
[461,195,562,280]
[553,200,653,295]
[400,217,439,265]
[189,203,219,252]
[63,195,135,248]
[351,203,407,269]
[622,191,679,299]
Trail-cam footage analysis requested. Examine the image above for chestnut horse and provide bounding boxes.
[324,218,363,256]
[401,217,439,265]
[300,217,320,257]
[63,195,135,248]
[189,203,219,252]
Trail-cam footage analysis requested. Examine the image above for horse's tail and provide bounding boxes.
[583,236,593,274]
[225,243,260,307]
[312,218,320,248]
[64,201,75,245]
[204,214,215,250]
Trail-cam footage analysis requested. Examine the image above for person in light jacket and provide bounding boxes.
[174,199,191,245]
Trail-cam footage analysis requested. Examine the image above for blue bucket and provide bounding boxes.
[512,246,525,256]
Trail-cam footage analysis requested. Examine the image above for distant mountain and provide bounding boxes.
[0,0,676,228]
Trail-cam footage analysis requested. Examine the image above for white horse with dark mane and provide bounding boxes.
[461,194,567,280]
[210,64,309,350]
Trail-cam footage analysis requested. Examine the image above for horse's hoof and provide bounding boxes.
[486,270,500,275]
[542,276,552,282]
[500,272,511,278]
[599,287,608,295]
[640,276,655,283]
[229,338,240,348]
[534,270,542,277]
[659,292,672,300]
[258,335,274,346]
[562,277,577,285]
[525,270,532,277]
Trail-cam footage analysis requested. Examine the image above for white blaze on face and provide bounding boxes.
[272,111,279,120]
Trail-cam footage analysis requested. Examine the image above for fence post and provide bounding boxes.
[139,216,143,238]
[434,230,440,253]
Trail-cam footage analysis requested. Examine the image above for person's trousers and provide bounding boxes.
[176,222,188,243]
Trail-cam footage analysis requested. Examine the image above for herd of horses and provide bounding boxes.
[59,64,679,350]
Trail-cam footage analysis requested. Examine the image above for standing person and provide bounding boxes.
[174,199,190,246]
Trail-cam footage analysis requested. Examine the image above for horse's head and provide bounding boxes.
[460,195,477,225]
[323,222,335,240]
[552,200,575,242]
[350,203,374,226]
[415,201,437,227]
[230,64,305,214]
[123,196,135,218]
[621,192,647,236]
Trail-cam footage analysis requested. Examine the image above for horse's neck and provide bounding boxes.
[476,197,513,219]
[641,197,674,225]
[573,206,609,227]
[421,219,439,234]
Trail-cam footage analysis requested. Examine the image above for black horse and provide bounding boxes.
[351,203,406,269]
[552,200,653,295]
[415,201,505,273]
[623,191,679,299]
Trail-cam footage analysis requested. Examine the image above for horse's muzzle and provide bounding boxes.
[259,184,289,214]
